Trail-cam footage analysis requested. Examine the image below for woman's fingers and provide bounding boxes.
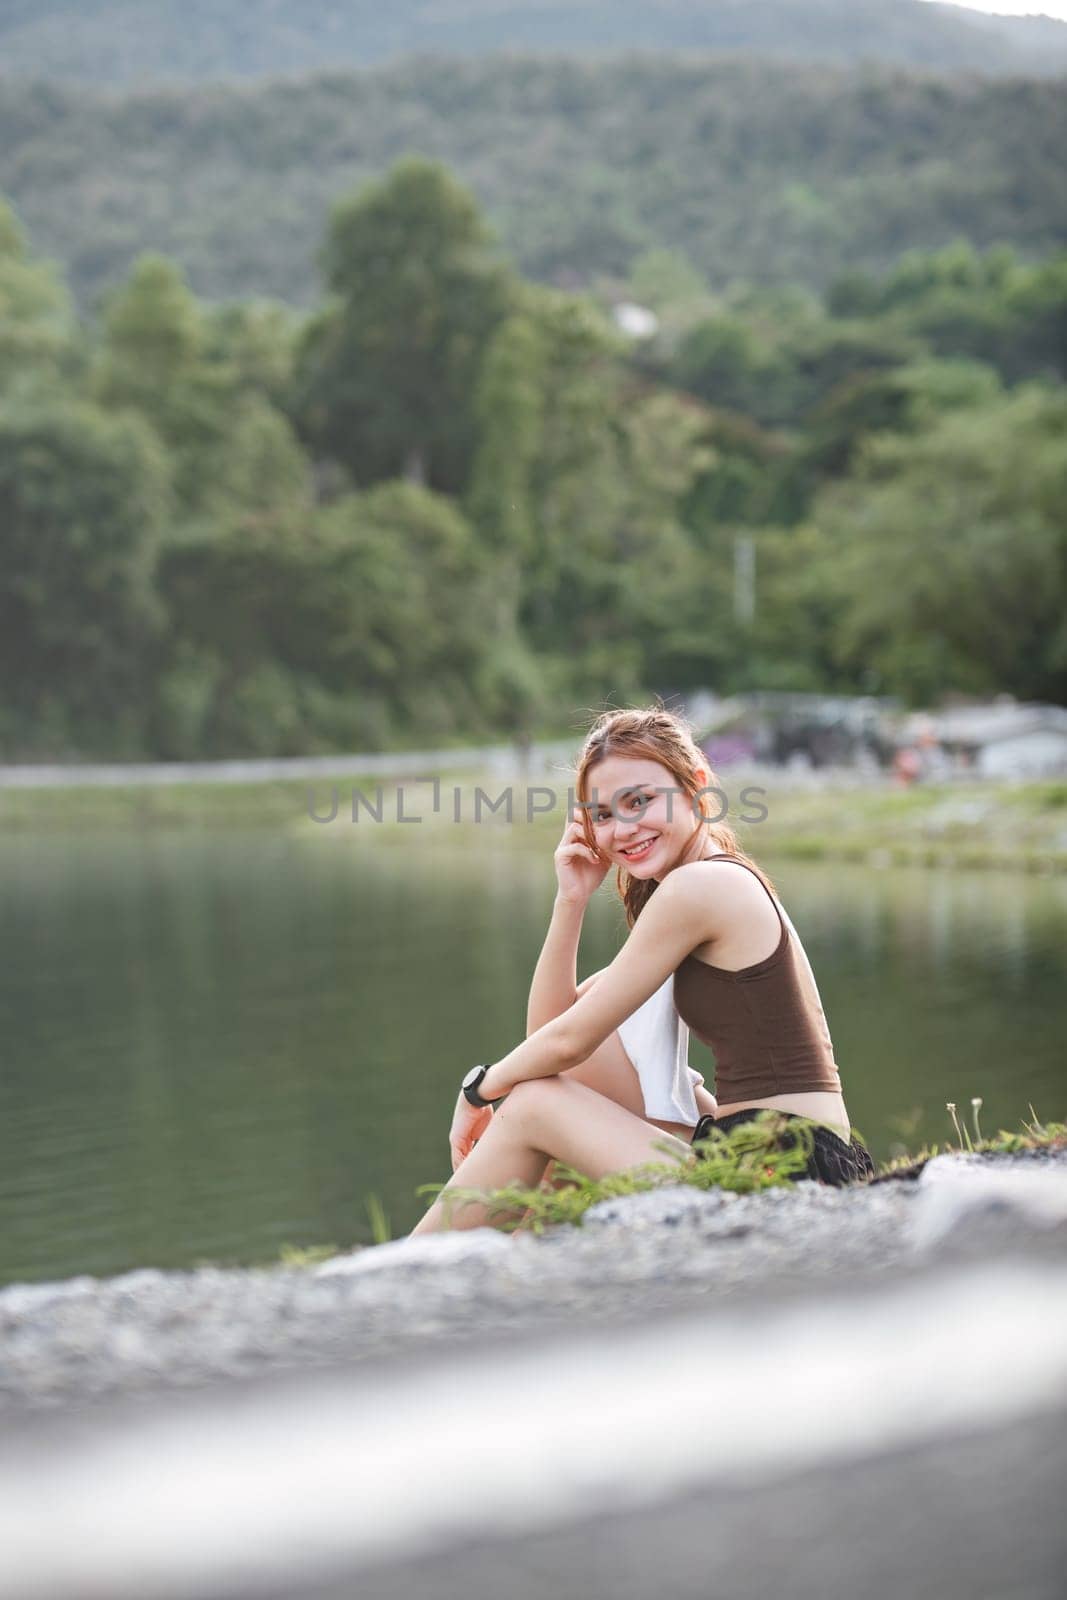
[451,1113,491,1169]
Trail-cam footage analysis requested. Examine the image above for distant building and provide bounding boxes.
[690,692,898,771]
[612,302,659,340]
[903,701,1067,780]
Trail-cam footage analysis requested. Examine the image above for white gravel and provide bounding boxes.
[2,1149,1064,1416]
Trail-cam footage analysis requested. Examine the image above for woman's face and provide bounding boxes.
[584,754,709,882]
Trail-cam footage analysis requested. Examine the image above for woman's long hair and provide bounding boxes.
[575,704,774,928]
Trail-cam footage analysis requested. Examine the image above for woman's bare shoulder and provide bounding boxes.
[679,856,780,933]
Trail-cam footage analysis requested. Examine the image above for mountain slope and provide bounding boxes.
[1,0,1066,85]
[2,56,1064,309]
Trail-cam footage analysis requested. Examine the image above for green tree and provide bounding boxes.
[0,197,77,396]
[674,317,785,421]
[610,391,721,692]
[95,253,202,407]
[467,311,546,562]
[811,386,1067,703]
[293,158,515,494]
[0,398,169,754]
[628,248,711,318]
[202,299,299,408]
[516,294,625,654]
[96,253,311,534]
[157,481,511,754]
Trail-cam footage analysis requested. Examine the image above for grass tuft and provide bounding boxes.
[277,1241,337,1268]
[275,1107,1066,1260]
[420,1108,1067,1232]
[365,1191,393,1245]
[418,1112,816,1233]
[873,1109,1066,1183]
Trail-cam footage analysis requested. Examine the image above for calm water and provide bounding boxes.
[1,827,1065,1285]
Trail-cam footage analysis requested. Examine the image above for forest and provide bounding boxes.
[2,0,1066,84]
[1,57,1065,309]
[2,158,1065,760]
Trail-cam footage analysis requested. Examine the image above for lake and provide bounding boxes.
[2,825,1065,1285]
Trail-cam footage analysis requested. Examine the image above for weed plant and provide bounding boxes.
[279,1106,1065,1259]
[416,1105,1066,1236]
[417,1111,815,1234]
[873,1104,1066,1181]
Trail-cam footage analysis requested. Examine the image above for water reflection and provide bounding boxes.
[0,828,1064,1284]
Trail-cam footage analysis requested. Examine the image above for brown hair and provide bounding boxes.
[575,704,774,928]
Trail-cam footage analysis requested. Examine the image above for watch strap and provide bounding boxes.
[462,1063,496,1108]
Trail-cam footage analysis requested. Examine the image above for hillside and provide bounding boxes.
[2,56,1064,307]
[1,0,1066,84]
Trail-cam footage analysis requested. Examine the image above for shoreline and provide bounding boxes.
[1,766,1064,874]
[3,1145,1064,1418]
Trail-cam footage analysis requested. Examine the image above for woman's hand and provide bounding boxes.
[554,806,610,906]
[449,1090,493,1172]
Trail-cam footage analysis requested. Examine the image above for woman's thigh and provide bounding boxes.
[564,1029,697,1144]
[497,1076,693,1179]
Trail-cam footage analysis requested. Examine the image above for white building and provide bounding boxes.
[908,701,1067,779]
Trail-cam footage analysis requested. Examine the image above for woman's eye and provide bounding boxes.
[593,793,653,822]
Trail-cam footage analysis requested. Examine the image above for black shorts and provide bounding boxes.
[691,1108,874,1188]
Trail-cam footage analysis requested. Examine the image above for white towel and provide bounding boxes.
[616,975,701,1125]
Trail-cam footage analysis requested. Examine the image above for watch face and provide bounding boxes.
[463,1064,487,1092]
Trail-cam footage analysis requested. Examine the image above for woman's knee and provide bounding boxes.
[499,1076,568,1136]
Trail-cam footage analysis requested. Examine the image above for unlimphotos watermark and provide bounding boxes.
[306,781,769,826]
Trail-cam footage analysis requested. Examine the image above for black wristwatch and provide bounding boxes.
[462,1063,499,1108]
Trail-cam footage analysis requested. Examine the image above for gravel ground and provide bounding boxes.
[2,1149,1065,1417]
[2,1150,1066,1600]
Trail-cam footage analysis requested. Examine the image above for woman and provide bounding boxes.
[413,706,872,1234]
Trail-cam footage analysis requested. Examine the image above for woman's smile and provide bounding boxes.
[617,835,657,862]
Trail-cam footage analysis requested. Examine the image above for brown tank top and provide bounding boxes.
[672,855,843,1103]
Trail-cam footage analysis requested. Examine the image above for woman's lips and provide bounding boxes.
[619,836,656,862]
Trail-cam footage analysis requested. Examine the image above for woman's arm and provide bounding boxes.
[526,896,586,1035]
[526,808,611,1034]
[481,862,718,1102]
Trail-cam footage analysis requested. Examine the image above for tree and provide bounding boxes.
[292,158,515,494]
[674,317,785,422]
[0,197,77,396]
[95,253,202,407]
[157,481,513,754]
[96,253,311,533]
[202,299,299,408]
[514,294,625,655]
[811,386,1067,704]
[467,310,546,562]
[0,398,169,754]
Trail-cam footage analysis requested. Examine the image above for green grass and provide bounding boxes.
[418,1111,817,1234]
[3,769,1065,871]
[872,1103,1066,1181]
[410,1107,1067,1239]
[276,1240,338,1268]
[0,771,470,832]
[269,1107,1065,1260]
[738,780,1067,873]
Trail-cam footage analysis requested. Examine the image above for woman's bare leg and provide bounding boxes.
[534,1028,706,1194]
[412,1076,692,1234]
[566,1027,716,1130]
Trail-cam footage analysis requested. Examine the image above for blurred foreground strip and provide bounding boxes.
[0,1259,1065,1600]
